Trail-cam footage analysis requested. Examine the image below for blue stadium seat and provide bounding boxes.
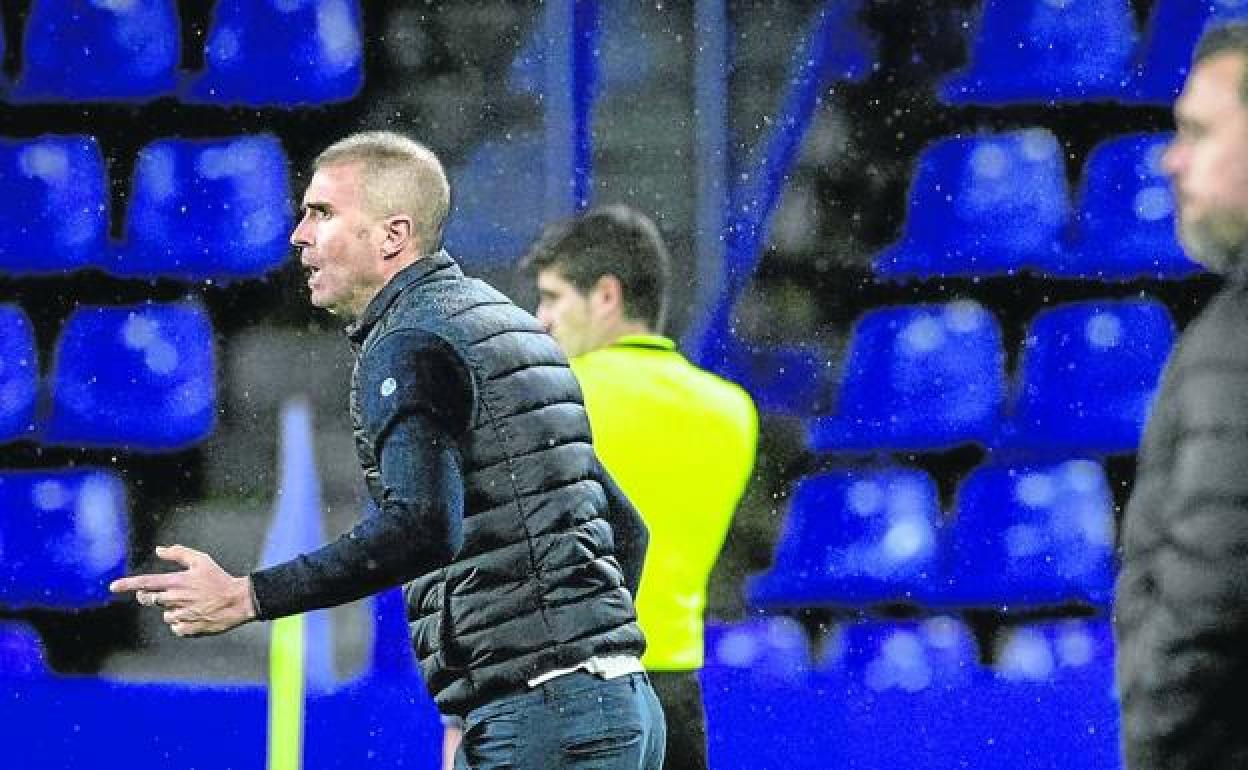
[939,0,1135,105]
[1050,133,1202,279]
[748,468,944,608]
[0,469,128,610]
[1128,0,1248,104]
[995,299,1176,456]
[818,616,981,690]
[0,136,109,275]
[948,460,1115,609]
[442,134,546,269]
[115,136,293,280]
[0,305,38,444]
[0,620,50,676]
[184,0,363,107]
[993,618,1114,685]
[44,303,217,451]
[703,616,811,683]
[873,130,1071,279]
[11,0,178,103]
[808,301,1005,452]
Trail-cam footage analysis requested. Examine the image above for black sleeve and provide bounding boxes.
[595,457,649,599]
[249,330,472,620]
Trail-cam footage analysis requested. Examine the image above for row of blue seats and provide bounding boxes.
[875,129,1202,280]
[944,0,1245,105]
[1,134,291,280]
[0,303,216,451]
[811,297,1172,455]
[749,459,1114,611]
[0,0,362,106]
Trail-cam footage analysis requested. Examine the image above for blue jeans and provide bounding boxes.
[455,671,666,769]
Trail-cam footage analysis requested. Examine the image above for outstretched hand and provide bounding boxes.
[109,545,258,637]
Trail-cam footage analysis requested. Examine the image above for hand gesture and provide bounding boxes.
[110,544,257,637]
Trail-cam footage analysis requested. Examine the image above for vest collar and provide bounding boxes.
[346,250,460,344]
[608,334,676,352]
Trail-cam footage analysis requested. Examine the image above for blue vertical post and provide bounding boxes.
[684,0,730,355]
[544,0,600,217]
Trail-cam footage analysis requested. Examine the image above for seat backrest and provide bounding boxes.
[950,459,1115,608]
[44,302,217,451]
[184,0,363,106]
[820,616,980,691]
[0,305,38,444]
[0,469,128,610]
[874,130,1070,277]
[12,0,179,102]
[817,301,1004,449]
[941,0,1135,103]
[993,618,1114,683]
[1056,133,1200,279]
[0,136,109,274]
[443,135,547,269]
[1008,299,1176,454]
[704,616,810,682]
[0,620,50,676]
[1131,0,1248,103]
[117,135,293,280]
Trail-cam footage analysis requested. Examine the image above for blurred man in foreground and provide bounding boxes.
[1115,21,1248,770]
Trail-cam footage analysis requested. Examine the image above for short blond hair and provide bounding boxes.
[315,131,451,251]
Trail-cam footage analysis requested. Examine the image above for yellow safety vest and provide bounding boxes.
[571,335,758,671]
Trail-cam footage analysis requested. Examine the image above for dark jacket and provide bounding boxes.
[252,252,647,716]
[1115,275,1248,769]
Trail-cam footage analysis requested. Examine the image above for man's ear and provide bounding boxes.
[381,215,414,259]
[590,274,624,317]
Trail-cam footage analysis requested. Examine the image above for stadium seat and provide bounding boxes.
[0,136,109,274]
[703,616,811,682]
[748,468,944,608]
[818,616,981,690]
[0,620,50,676]
[43,302,217,451]
[947,460,1115,609]
[995,299,1176,456]
[442,134,546,269]
[184,0,363,107]
[808,301,1005,452]
[1051,133,1202,279]
[1128,0,1248,104]
[0,305,37,443]
[939,0,1135,105]
[993,618,1114,685]
[115,136,293,280]
[0,469,128,610]
[11,0,179,103]
[873,129,1071,279]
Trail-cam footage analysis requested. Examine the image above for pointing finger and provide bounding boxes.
[110,573,182,595]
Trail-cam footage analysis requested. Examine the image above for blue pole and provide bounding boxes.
[544,0,599,218]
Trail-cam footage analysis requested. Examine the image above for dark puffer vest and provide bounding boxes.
[347,251,644,716]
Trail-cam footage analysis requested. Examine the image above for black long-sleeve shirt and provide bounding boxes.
[248,329,648,620]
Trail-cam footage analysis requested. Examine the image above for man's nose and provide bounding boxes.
[290,216,312,248]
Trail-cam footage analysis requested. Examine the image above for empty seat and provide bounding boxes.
[44,302,217,451]
[1128,0,1248,104]
[0,620,50,676]
[703,616,810,682]
[808,301,1005,452]
[1050,133,1202,279]
[873,130,1071,279]
[12,0,179,103]
[996,299,1176,455]
[442,134,546,269]
[0,469,128,610]
[115,136,293,280]
[819,616,980,690]
[0,305,37,443]
[184,0,363,107]
[748,468,944,608]
[0,136,109,274]
[993,618,1114,684]
[948,460,1115,609]
[939,0,1135,105]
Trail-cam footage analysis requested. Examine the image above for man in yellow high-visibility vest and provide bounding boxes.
[523,204,759,770]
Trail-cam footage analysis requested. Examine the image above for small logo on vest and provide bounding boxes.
[380,377,397,397]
